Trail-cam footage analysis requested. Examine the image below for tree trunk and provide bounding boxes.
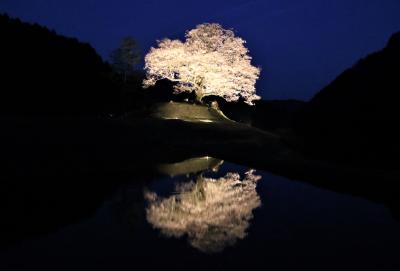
[194,78,205,104]
[195,89,204,104]
[195,94,203,103]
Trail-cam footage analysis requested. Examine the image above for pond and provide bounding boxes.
[1,157,399,271]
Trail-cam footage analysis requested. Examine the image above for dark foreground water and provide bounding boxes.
[1,158,399,271]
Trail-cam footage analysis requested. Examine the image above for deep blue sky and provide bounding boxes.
[1,0,400,100]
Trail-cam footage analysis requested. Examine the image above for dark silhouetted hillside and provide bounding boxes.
[294,31,400,170]
[0,14,120,115]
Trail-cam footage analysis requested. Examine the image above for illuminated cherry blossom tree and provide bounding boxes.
[143,23,261,105]
[144,170,262,253]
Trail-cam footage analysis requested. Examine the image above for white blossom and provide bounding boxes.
[143,23,261,105]
[144,170,262,253]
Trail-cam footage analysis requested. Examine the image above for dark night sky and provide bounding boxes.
[1,0,400,100]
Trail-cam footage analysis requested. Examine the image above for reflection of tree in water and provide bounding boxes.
[145,170,262,253]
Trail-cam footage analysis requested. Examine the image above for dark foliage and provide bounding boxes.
[294,31,400,170]
[109,37,141,79]
[0,14,122,115]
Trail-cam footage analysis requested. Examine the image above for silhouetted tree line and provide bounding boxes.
[294,32,400,170]
[0,14,146,115]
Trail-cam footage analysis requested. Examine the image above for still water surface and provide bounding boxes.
[1,157,399,270]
